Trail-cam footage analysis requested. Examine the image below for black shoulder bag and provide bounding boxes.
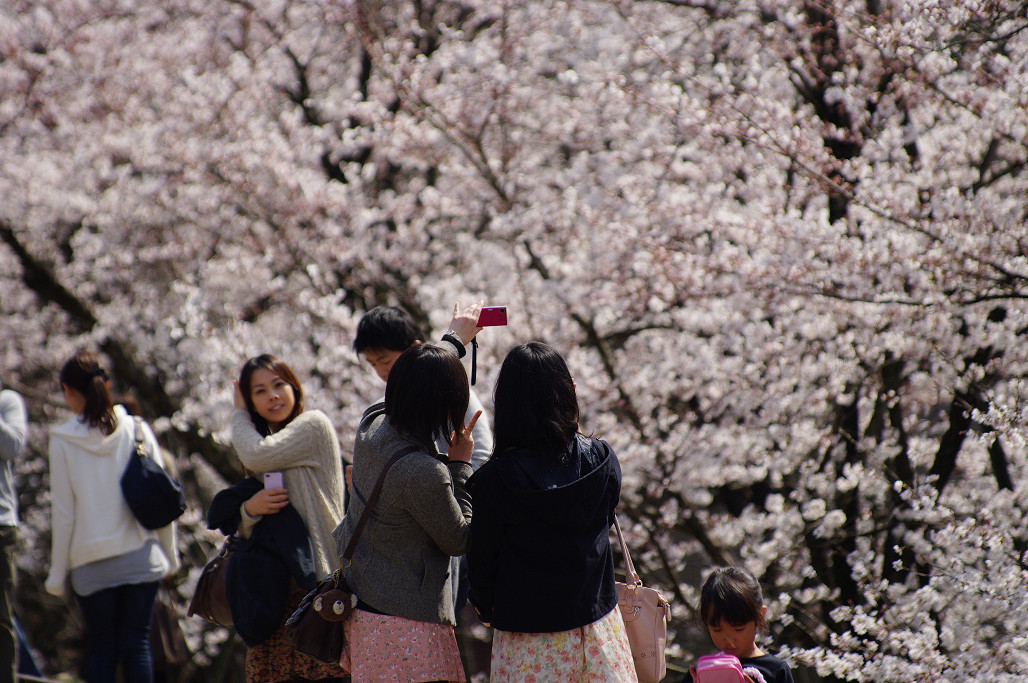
[120,416,187,530]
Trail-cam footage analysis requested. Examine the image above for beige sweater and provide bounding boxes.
[230,409,346,577]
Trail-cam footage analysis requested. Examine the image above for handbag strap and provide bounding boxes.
[613,516,642,586]
[341,444,419,564]
[132,416,149,458]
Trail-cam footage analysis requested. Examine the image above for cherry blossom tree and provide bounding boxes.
[2,0,1027,679]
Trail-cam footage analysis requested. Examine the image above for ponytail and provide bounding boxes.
[59,351,117,436]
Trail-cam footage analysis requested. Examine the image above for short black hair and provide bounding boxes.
[492,342,579,459]
[384,344,469,448]
[353,306,425,354]
[698,566,767,631]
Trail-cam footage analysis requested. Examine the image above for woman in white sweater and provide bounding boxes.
[46,351,179,683]
[229,354,347,683]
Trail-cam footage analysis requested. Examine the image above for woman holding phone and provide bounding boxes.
[227,354,347,683]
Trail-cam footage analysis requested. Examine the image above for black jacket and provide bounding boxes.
[466,434,621,632]
[207,478,318,646]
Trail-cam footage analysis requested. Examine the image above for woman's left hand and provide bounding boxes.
[244,487,289,516]
[232,380,246,410]
[448,410,482,463]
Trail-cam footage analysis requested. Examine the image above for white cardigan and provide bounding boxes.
[230,409,346,577]
[46,404,179,597]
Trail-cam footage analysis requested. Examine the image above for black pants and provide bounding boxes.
[0,526,16,683]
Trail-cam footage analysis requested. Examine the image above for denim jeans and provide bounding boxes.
[76,580,160,683]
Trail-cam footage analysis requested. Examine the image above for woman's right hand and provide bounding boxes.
[448,410,482,463]
[445,300,484,346]
[243,487,289,516]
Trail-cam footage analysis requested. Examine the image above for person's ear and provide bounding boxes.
[413,340,423,346]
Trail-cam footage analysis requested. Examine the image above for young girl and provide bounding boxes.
[229,354,347,683]
[685,566,795,683]
[467,342,637,682]
[46,351,179,683]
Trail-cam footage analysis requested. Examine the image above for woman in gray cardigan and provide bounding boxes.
[333,335,481,682]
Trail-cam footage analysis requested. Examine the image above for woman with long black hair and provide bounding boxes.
[467,341,637,682]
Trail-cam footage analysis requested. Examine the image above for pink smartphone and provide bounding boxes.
[263,472,284,489]
[477,306,508,327]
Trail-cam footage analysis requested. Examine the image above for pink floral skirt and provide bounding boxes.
[340,608,467,682]
[489,606,639,682]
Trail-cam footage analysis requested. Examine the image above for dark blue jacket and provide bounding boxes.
[207,478,318,646]
[467,434,621,632]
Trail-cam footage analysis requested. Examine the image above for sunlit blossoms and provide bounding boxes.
[2,0,1027,680]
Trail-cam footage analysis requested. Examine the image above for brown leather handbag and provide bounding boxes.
[151,592,191,668]
[614,517,672,683]
[187,536,236,627]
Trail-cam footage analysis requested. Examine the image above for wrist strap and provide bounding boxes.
[341,445,419,563]
[441,334,467,358]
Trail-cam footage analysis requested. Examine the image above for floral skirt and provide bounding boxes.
[246,590,349,683]
[340,608,467,682]
[489,606,638,683]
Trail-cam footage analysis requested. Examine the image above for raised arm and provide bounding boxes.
[439,300,484,356]
[229,409,336,472]
[404,458,473,557]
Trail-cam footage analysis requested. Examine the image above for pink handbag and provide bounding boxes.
[614,517,672,683]
[696,652,747,683]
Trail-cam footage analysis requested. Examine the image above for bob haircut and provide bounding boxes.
[697,566,767,631]
[60,350,117,436]
[384,343,469,448]
[492,342,579,459]
[353,306,425,354]
[238,354,305,436]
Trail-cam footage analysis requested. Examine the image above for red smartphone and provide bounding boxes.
[477,306,508,327]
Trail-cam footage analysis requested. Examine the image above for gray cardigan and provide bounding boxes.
[332,404,472,625]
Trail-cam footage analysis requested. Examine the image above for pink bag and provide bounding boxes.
[695,652,747,683]
[614,518,672,683]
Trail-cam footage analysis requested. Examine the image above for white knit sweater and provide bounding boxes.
[230,409,346,577]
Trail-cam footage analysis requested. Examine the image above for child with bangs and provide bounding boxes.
[684,566,794,683]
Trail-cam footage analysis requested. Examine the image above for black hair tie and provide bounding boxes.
[89,367,108,380]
